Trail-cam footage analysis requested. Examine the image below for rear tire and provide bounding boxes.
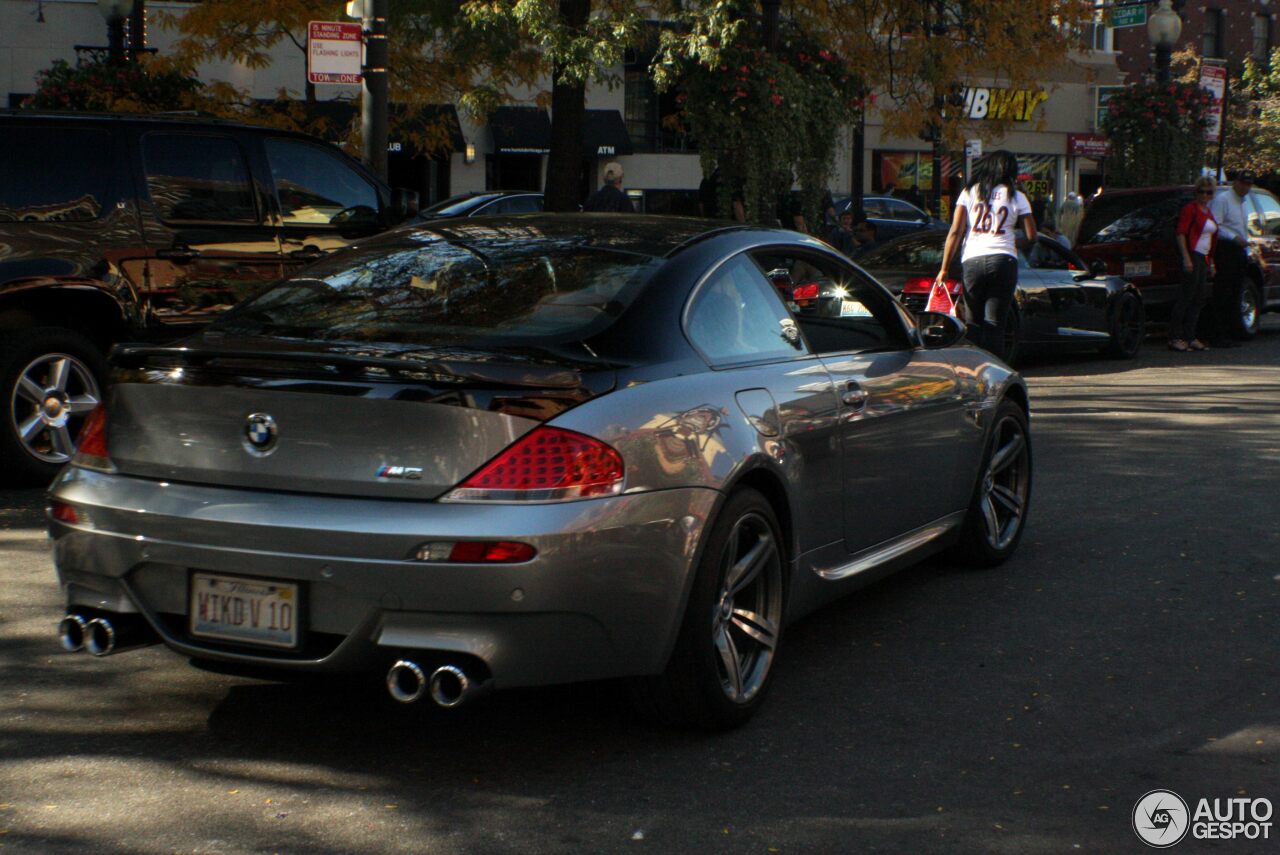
[0,327,108,486]
[948,399,1032,568]
[1105,291,1145,359]
[1231,280,1262,340]
[631,489,785,730]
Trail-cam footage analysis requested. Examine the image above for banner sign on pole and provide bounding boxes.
[1199,64,1228,143]
[308,21,363,85]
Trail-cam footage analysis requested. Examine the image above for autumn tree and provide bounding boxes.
[1223,50,1280,178]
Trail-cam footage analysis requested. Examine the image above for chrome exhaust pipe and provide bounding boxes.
[82,615,158,657]
[84,617,117,657]
[386,660,427,704]
[428,664,474,709]
[59,614,88,652]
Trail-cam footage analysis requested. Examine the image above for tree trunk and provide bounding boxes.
[544,0,590,211]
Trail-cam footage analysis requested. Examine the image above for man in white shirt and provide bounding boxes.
[1206,169,1255,347]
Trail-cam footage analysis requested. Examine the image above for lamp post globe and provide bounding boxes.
[1147,0,1183,83]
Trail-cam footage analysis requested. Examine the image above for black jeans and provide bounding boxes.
[1208,241,1247,342]
[961,253,1018,360]
[1169,253,1210,342]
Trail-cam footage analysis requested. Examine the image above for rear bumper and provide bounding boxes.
[48,467,719,687]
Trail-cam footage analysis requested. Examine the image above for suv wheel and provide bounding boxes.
[1,328,108,485]
[1233,280,1262,340]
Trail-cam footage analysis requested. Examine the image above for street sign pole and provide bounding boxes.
[361,0,389,183]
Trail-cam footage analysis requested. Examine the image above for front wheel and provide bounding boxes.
[631,489,785,729]
[948,399,1032,567]
[1231,280,1262,340]
[1105,291,1145,359]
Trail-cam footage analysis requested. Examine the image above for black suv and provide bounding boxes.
[0,110,418,483]
[1074,184,1280,337]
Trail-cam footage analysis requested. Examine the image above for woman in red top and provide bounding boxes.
[1171,176,1218,351]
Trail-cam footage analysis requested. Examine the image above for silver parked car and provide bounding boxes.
[48,215,1032,729]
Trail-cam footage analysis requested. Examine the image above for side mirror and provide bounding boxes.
[916,311,967,348]
[1089,258,1107,277]
[391,188,420,222]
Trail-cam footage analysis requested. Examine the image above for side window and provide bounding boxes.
[142,133,257,223]
[686,256,805,365]
[1250,192,1280,236]
[0,126,113,223]
[504,195,543,214]
[753,249,910,355]
[863,199,888,219]
[886,199,923,221]
[264,138,379,226]
[1027,239,1072,270]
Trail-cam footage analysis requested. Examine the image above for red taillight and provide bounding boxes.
[792,283,820,301]
[445,426,625,502]
[50,501,79,524]
[903,277,962,296]
[415,541,537,563]
[70,405,113,472]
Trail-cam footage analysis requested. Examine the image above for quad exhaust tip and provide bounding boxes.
[59,614,88,652]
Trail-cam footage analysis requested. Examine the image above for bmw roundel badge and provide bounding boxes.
[243,412,278,456]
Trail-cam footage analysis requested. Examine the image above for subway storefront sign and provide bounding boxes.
[962,87,1049,121]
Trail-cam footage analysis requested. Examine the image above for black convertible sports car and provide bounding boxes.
[857,231,1146,365]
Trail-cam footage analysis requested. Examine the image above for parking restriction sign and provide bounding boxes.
[308,21,363,85]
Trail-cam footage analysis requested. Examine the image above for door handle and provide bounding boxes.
[841,381,868,408]
[155,247,200,262]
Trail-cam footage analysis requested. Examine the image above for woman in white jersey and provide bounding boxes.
[934,150,1037,361]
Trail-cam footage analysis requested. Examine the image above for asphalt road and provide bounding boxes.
[2,324,1278,854]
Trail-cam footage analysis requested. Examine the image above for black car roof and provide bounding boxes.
[388,214,751,259]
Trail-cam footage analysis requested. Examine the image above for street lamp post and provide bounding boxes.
[97,0,135,66]
[1147,0,1183,84]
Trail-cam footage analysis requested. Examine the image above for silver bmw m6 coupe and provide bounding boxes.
[48,215,1032,728]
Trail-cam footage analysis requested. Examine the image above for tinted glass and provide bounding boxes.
[686,256,801,364]
[753,249,908,355]
[863,199,889,219]
[499,195,543,214]
[421,194,501,216]
[264,138,379,226]
[215,234,663,345]
[886,199,923,221]
[143,133,255,222]
[0,126,112,222]
[857,233,943,271]
[1249,191,1280,236]
[1027,239,1073,270]
[1077,192,1190,245]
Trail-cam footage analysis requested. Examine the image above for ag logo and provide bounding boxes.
[242,413,279,456]
[1133,789,1190,847]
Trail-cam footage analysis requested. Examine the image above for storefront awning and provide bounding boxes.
[490,107,552,155]
[583,110,634,158]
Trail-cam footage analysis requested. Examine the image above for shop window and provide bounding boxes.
[1254,15,1272,67]
[624,51,694,154]
[1203,10,1224,59]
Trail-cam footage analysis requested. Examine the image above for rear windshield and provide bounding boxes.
[1078,192,1191,245]
[214,234,663,345]
[856,233,943,270]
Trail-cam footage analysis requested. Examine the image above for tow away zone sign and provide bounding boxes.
[308,21,362,85]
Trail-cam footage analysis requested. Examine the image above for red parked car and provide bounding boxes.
[1074,184,1280,339]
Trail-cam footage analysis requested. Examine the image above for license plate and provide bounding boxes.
[190,573,300,649]
[1123,260,1152,278]
[840,299,872,317]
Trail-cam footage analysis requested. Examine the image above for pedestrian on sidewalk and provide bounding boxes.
[826,209,857,256]
[1206,169,1255,348]
[851,218,880,258]
[1170,176,1218,352]
[583,162,635,213]
[934,150,1037,361]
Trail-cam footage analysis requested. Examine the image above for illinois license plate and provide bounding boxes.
[190,573,299,649]
[1123,260,1152,278]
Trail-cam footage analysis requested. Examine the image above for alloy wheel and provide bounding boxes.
[9,352,102,464]
[711,511,783,703]
[979,415,1030,551]
[1240,286,1259,333]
